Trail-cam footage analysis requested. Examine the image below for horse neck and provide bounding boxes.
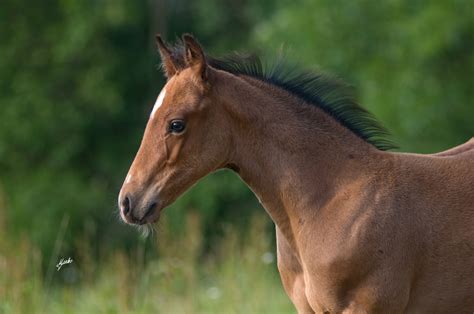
[214,71,385,249]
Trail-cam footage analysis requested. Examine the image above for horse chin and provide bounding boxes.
[132,209,161,238]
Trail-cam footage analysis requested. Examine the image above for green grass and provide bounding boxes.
[0,213,294,314]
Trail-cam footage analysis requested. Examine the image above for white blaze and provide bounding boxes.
[150,88,167,119]
[125,174,132,184]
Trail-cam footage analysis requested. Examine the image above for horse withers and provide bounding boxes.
[118,35,474,313]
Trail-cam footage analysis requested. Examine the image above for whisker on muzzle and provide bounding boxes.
[137,224,154,238]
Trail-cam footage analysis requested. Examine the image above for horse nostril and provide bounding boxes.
[121,195,131,216]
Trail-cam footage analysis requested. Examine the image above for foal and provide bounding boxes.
[118,35,474,313]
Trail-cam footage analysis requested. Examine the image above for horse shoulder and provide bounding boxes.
[297,178,415,312]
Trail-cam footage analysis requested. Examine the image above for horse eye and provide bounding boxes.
[169,120,186,133]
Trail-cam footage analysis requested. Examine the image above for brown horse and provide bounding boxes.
[118,35,474,313]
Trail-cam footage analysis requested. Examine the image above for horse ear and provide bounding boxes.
[155,35,178,78]
[182,34,208,81]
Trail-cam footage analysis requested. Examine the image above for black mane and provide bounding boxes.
[167,42,396,151]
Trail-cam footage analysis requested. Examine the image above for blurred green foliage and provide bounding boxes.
[0,0,472,298]
[0,213,293,313]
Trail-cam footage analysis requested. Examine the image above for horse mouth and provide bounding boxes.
[137,203,161,225]
[121,202,162,225]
